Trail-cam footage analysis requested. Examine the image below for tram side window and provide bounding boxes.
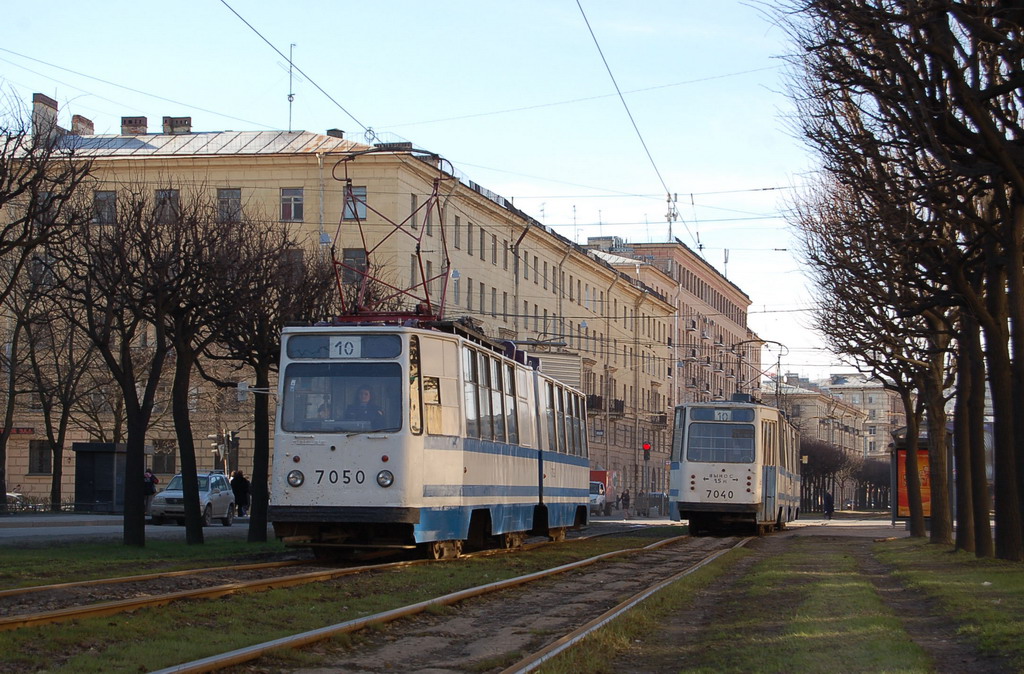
[555,386,567,454]
[686,422,755,463]
[491,359,506,442]
[477,352,494,441]
[409,336,422,435]
[546,382,558,452]
[424,375,442,434]
[567,394,580,455]
[463,348,479,438]
[504,363,519,444]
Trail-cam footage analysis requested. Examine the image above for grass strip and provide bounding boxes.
[876,538,1024,671]
[540,537,932,673]
[0,532,673,672]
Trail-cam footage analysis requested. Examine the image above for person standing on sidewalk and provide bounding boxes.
[143,469,159,516]
[823,492,835,520]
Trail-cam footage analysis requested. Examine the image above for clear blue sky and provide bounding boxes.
[1,0,848,377]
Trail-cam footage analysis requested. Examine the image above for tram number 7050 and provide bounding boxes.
[315,469,365,485]
[706,489,734,500]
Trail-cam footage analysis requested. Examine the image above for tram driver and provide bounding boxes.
[345,386,384,425]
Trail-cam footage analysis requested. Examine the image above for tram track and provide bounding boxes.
[0,522,648,633]
[152,533,746,674]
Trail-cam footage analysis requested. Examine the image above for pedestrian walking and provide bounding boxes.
[823,492,835,520]
[622,488,631,516]
[231,470,251,517]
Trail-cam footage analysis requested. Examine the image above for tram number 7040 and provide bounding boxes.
[315,469,366,485]
[706,489,734,500]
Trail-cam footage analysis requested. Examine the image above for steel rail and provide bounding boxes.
[152,534,693,674]
[500,537,753,673]
[0,559,421,632]
[0,559,310,599]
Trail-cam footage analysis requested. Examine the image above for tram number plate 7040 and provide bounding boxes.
[706,489,734,500]
[315,469,366,485]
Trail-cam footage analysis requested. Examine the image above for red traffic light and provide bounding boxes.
[642,442,651,451]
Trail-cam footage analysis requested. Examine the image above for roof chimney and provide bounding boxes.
[326,129,345,139]
[71,114,94,136]
[162,116,192,135]
[32,93,60,139]
[121,116,148,135]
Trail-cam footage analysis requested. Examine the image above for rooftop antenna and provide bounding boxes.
[287,43,296,132]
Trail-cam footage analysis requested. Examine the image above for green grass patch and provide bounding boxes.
[0,532,671,672]
[876,538,1024,670]
[541,538,932,673]
[0,538,290,589]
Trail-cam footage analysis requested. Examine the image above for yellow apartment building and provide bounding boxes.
[4,93,761,503]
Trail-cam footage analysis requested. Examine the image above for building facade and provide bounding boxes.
[3,93,763,504]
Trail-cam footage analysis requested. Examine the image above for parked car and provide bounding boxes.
[150,473,235,526]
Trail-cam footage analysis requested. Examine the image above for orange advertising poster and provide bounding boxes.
[896,449,931,518]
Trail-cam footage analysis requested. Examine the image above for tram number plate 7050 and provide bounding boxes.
[315,469,365,485]
[706,489,734,500]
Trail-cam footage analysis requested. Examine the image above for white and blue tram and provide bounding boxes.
[269,321,590,558]
[668,394,800,535]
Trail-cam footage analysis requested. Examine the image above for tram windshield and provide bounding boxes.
[686,422,755,463]
[280,362,402,433]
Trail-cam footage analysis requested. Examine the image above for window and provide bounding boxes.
[467,277,473,310]
[155,189,180,224]
[454,216,461,249]
[425,203,433,236]
[453,277,461,305]
[479,228,486,260]
[93,191,116,225]
[491,234,497,264]
[341,248,367,283]
[152,439,177,474]
[491,287,497,317]
[410,194,418,229]
[280,361,403,433]
[343,185,367,220]
[217,188,241,223]
[686,422,756,463]
[502,240,509,269]
[467,222,474,255]
[281,188,303,221]
[29,440,51,474]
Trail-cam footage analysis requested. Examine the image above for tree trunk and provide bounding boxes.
[122,414,148,547]
[983,258,1023,560]
[953,326,975,553]
[172,350,204,545]
[247,362,272,543]
[964,312,994,557]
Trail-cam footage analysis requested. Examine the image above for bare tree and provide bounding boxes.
[0,94,92,513]
[204,229,339,542]
[776,2,1022,557]
[49,188,174,546]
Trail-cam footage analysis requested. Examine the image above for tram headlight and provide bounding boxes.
[286,470,305,487]
[376,470,395,488]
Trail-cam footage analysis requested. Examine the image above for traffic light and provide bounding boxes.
[643,442,651,461]
[228,431,240,451]
[208,431,225,451]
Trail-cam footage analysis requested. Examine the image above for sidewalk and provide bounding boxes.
[0,512,252,529]
[0,512,127,528]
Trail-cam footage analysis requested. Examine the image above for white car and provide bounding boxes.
[150,473,235,526]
